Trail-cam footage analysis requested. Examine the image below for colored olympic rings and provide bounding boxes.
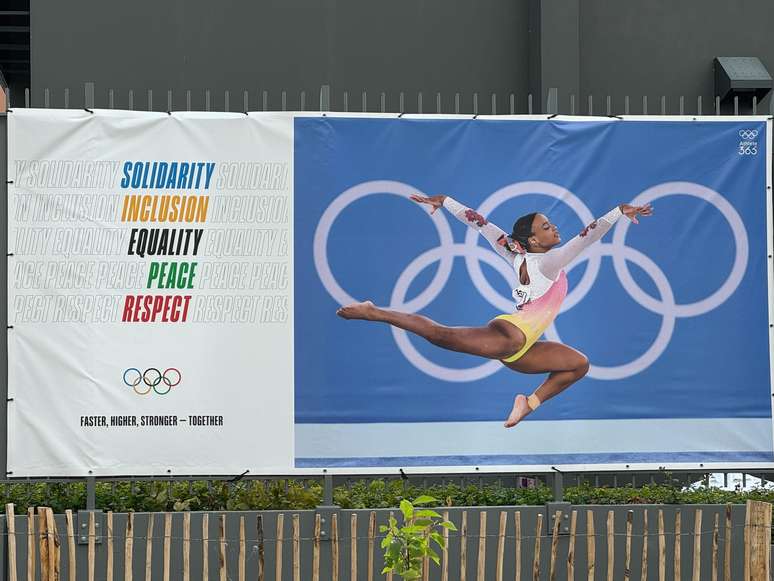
[123,367,182,396]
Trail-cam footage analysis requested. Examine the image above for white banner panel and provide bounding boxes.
[7,109,294,476]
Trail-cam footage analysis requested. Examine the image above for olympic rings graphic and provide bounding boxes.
[739,129,759,140]
[123,368,182,396]
[314,180,748,382]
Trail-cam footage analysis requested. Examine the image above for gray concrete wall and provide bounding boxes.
[29,0,530,112]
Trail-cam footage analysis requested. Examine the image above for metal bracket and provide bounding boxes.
[77,510,103,545]
[315,505,340,542]
[546,502,572,535]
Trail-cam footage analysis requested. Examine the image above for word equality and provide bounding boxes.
[120,161,215,190]
[128,228,203,257]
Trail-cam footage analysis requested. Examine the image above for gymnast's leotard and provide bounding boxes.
[442,196,622,362]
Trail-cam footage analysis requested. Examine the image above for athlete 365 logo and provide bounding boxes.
[123,367,182,396]
[738,129,759,156]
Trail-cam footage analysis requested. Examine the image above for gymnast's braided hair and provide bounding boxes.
[511,212,538,252]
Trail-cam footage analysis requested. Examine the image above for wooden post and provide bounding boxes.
[107,511,114,581]
[624,510,632,581]
[692,509,702,581]
[49,509,60,581]
[276,514,285,581]
[674,510,682,581]
[567,511,577,581]
[201,514,210,581]
[744,502,750,581]
[293,514,300,581]
[533,513,543,581]
[145,514,154,581]
[87,510,96,581]
[240,516,247,581]
[606,511,614,581]
[257,515,265,581]
[477,511,487,581]
[460,511,468,581]
[514,511,522,581]
[125,512,134,581]
[745,500,772,581]
[65,509,76,581]
[182,513,190,581]
[441,511,450,581]
[351,513,358,581]
[163,513,172,581]
[27,507,37,581]
[658,510,665,581]
[550,511,562,581]
[496,511,507,581]
[586,511,595,581]
[38,508,50,581]
[331,513,339,581]
[712,513,719,581]
[218,514,227,581]
[724,505,732,581]
[6,504,17,581]
[368,511,376,581]
[641,510,648,581]
[386,512,394,581]
[312,514,321,581]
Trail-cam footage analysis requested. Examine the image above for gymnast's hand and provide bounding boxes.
[619,202,654,224]
[410,194,447,214]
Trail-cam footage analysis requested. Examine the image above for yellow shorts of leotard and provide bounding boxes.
[495,313,541,363]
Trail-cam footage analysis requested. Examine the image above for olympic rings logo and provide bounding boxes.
[739,129,759,140]
[123,368,182,396]
[313,180,749,382]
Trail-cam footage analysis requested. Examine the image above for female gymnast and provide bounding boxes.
[337,194,653,428]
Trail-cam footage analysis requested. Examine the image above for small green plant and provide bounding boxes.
[380,495,457,580]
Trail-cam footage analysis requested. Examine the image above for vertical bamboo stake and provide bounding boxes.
[514,511,522,581]
[386,512,394,581]
[38,508,50,581]
[606,511,614,581]
[658,510,665,581]
[533,513,544,581]
[202,514,209,581]
[87,510,96,581]
[257,515,265,581]
[145,514,154,581]
[641,510,649,581]
[107,511,114,581]
[674,511,682,581]
[744,502,751,581]
[692,509,702,581]
[550,511,562,581]
[65,509,76,581]
[477,511,487,581]
[368,511,376,581]
[441,511,450,581]
[624,511,632,580]
[163,513,172,581]
[745,500,772,581]
[6,504,17,581]
[28,507,36,581]
[49,509,60,581]
[182,513,190,581]
[496,511,507,581]
[312,514,321,581]
[460,511,468,581]
[351,513,358,581]
[586,511,595,581]
[567,511,577,581]
[275,514,285,581]
[712,513,719,581]
[125,512,134,581]
[218,514,227,581]
[293,514,300,581]
[240,516,247,581]
[331,514,339,581]
[724,505,731,581]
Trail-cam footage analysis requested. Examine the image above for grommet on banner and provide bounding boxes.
[84,108,94,114]
[7,325,13,329]
[5,472,12,475]
[398,112,406,118]
[230,469,250,483]
[6,180,13,184]
[166,111,172,116]
[7,398,13,402]
[242,111,248,116]
[399,468,408,480]
[607,115,623,119]
[473,114,479,119]
[7,253,13,257]
[547,113,559,119]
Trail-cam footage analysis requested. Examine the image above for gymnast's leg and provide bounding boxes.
[337,301,526,360]
[502,341,590,428]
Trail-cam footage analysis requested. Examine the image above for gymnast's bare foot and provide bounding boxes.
[336,301,378,320]
[504,394,531,428]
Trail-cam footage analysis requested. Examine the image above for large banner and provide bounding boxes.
[7,110,774,475]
